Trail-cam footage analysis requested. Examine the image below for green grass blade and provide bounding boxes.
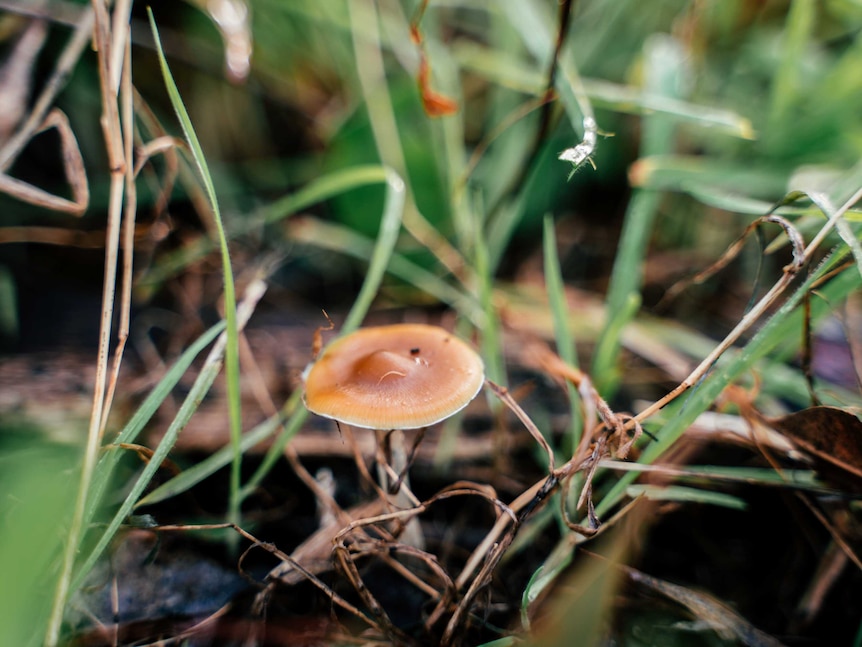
[242,168,406,498]
[521,537,574,631]
[70,288,260,592]
[84,322,225,521]
[625,485,747,510]
[454,42,754,139]
[592,35,687,394]
[139,168,408,507]
[630,155,791,201]
[541,220,578,358]
[147,9,244,536]
[238,395,307,501]
[768,0,815,131]
[599,461,825,491]
[340,168,405,334]
[595,251,862,519]
[71,278,265,589]
[488,0,597,270]
[138,391,302,508]
[474,195,505,386]
[581,78,754,139]
[289,217,482,325]
[633,315,862,410]
[543,215,582,452]
[139,165,395,290]
[261,164,390,224]
[803,191,862,280]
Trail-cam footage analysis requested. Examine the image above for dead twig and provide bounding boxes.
[0,108,90,215]
[487,380,555,472]
[332,483,512,645]
[45,3,131,642]
[0,6,94,171]
[100,8,136,438]
[146,521,386,637]
[631,188,862,439]
[0,19,47,141]
[629,212,812,430]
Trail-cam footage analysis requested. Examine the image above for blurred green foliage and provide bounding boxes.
[130,0,862,270]
[0,430,78,647]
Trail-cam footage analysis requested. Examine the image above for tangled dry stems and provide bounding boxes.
[237,364,644,645]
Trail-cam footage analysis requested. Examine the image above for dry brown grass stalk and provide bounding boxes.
[44,2,136,642]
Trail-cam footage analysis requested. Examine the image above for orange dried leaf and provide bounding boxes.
[417,57,458,117]
[420,87,459,117]
[311,310,334,360]
[409,24,421,45]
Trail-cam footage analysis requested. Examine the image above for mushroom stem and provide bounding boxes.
[302,324,484,553]
[375,428,425,550]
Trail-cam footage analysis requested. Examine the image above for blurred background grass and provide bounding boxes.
[6,0,862,332]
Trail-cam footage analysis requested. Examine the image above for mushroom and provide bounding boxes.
[303,323,485,544]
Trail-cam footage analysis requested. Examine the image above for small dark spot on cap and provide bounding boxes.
[410,347,421,355]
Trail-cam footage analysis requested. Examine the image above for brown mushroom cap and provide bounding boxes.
[303,323,484,430]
